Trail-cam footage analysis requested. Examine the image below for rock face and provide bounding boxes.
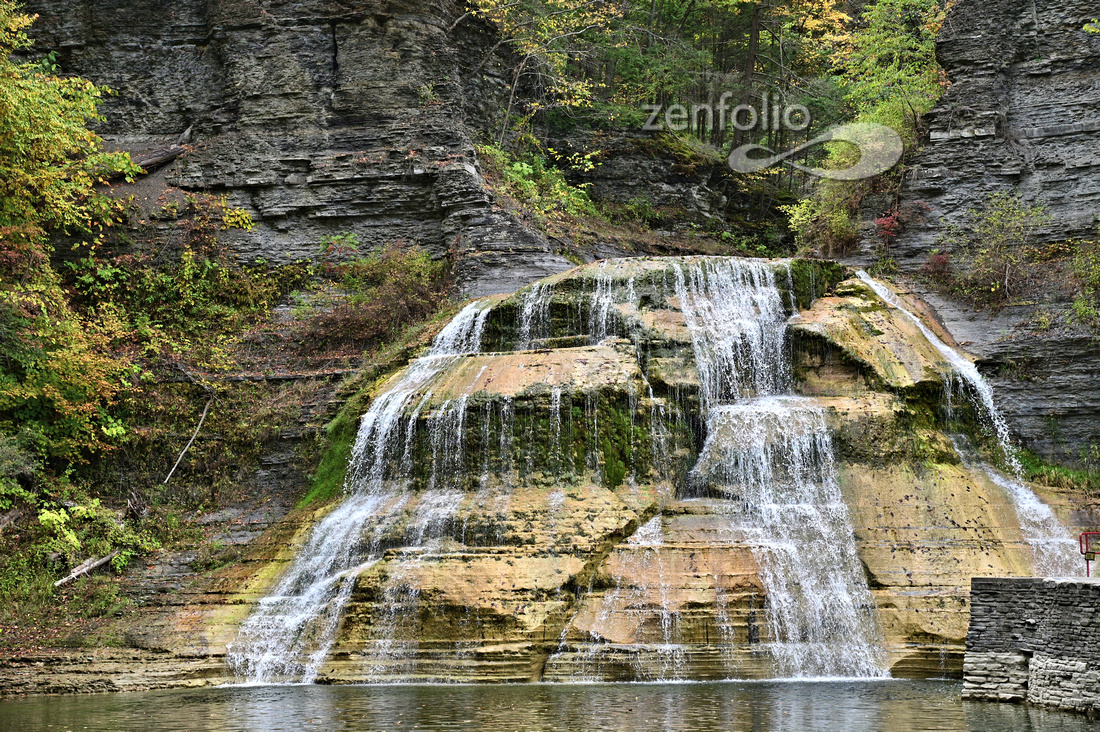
[965,577,1100,714]
[21,0,574,297]
[232,259,1090,684]
[861,0,1100,465]
[547,131,731,225]
[3,257,1095,694]
[892,0,1100,263]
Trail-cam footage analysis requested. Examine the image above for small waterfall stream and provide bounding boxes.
[227,301,491,683]
[854,272,1020,472]
[855,272,1079,576]
[695,399,887,677]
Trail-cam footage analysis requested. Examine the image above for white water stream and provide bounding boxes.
[855,271,1078,576]
[227,301,491,683]
[679,260,888,678]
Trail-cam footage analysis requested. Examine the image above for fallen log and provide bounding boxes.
[132,145,185,173]
[163,394,214,487]
[0,508,22,533]
[54,550,121,587]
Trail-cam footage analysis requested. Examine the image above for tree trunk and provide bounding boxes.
[732,3,762,150]
[54,550,121,587]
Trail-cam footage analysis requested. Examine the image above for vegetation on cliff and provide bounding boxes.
[0,3,460,640]
[462,0,950,259]
[781,0,946,258]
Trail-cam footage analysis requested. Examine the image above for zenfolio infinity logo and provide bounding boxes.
[727,122,903,181]
[641,91,903,181]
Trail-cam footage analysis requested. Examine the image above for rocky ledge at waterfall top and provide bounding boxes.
[4,257,1095,694]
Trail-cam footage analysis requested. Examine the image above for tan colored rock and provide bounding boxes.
[791,278,952,392]
[8,257,1094,693]
[427,345,644,404]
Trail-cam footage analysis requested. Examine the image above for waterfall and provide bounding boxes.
[588,259,620,343]
[980,466,1079,576]
[950,437,1080,577]
[674,259,790,406]
[516,281,552,351]
[854,272,1079,576]
[516,259,637,350]
[677,259,888,678]
[563,515,687,682]
[693,398,887,677]
[853,272,1020,473]
[227,301,491,684]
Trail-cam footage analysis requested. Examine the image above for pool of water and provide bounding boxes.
[0,680,1096,731]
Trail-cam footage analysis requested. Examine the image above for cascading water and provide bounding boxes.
[694,398,887,677]
[678,259,888,678]
[950,437,1080,577]
[231,257,1055,685]
[564,515,686,682]
[853,272,1019,472]
[227,301,491,684]
[515,281,552,351]
[855,271,1079,576]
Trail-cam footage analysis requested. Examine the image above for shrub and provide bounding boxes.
[782,184,860,255]
[939,191,1050,308]
[1071,233,1100,326]
[303,237,452,351]
[476,143,600,222]
[921,250,951,282]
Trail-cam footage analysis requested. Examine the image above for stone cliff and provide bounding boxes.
[877,0,1100,466]
[22,0,573,297]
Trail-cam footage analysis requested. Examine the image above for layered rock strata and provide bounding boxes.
[874,0,1100,465]
[893,0,1100,262]
[267,260,1086,683]
[21,0,573,297]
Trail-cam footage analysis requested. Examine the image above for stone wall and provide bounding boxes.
[964,577,1100,714]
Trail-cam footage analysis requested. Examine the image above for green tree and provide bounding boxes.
[782,0,947,255]
[0,1,139,467]
[0,2,139,281]
[833,0,944,140]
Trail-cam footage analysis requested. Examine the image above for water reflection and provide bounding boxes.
[0,681,1097,731]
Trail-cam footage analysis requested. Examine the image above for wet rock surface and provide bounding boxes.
[5,258,1096,693]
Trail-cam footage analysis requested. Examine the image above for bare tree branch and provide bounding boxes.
[54,550,121,587]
